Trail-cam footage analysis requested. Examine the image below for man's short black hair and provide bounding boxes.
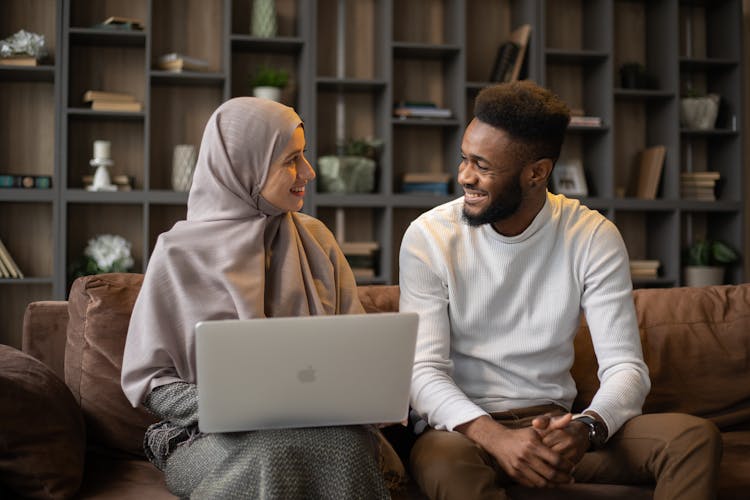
[474,81,571,164]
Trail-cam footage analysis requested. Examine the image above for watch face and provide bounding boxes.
[576,415,607,450]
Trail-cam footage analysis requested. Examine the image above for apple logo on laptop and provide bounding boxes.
[297,365,316,383]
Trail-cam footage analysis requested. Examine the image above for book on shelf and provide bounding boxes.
[0,174,52,189]
[680,171,720,180]
[0,238,23,279]
[488,24,531,83]
[393,102,452,119]
[0,55,38,67]
[340,241,379,256]
[99,16,145,31]
[156,53,210,72]
[569,116,603,127]
[680,171,719,200]
[631,145,666,200]
[630,259,660,278]
[0,254,9,278]
[90,100,143,112]
[82,90,136,103]
[402,172,452,184]
[401,182,450,195]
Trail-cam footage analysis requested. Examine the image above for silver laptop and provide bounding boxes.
[195,312,419,433]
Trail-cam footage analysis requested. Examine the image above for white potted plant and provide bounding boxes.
[683,239,738,287]
[249,65,288,102]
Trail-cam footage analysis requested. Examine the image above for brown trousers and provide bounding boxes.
[410,405,722,500]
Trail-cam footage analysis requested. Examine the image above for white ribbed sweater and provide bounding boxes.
[399,193,650,437]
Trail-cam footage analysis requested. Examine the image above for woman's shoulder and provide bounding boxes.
[293,212,337,243]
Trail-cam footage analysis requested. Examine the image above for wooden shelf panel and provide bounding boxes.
[69,28,146,46]
[545,49,609,64]
[316,77,387,92]
[230,35,304,53]
[150,71,226,86]
[393,42,461,59]
[0,66,55,82]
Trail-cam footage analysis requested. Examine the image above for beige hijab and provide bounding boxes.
[122,97,363,407]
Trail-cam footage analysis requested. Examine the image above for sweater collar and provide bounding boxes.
[483,192,553,243]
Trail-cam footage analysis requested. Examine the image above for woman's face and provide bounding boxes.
[260,126,315,212]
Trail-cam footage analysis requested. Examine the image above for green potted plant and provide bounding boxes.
[683,239,739,286]
[249,65,289,102]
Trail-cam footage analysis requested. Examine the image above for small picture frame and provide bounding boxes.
[552,159,588,196]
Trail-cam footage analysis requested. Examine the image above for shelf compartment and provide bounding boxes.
[152,0,224,74]
[316,206,388,284]
[70,0,147,32]
[2,0,59,62]
[150,84,222,190]
[0,201,54,278]
[392,127,459,195]
[67,44,146,107]
[317,0,381,80]
[67,118,145,189]
[231,51,299,104]
[680,210,742,284]
[614,89,675,100]
[544,0,611,53]
[66,203,144,283]
[614,209,679,283]
[232,0,300,37]
[393,0,461,46]
[0,81,56,178]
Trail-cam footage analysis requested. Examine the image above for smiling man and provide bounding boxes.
[399,81,721,500]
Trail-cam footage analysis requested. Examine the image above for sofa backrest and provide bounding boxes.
[572,284,750,430]
[22,274,750,458]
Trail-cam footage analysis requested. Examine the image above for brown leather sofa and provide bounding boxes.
[2,273,749,499]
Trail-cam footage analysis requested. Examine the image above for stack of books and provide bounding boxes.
[83,90,143,112]
[681,171,720,201]
[393,101,452,119]
[0,238,24,279]
[340,241,379,279]
[401,172,452,195]
[156,53,210,72]
[630,260,660,279]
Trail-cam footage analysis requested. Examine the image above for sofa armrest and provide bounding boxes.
[22,301,69,381]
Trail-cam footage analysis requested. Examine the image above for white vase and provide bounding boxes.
[684,266,724,287]
[251,0,277,37]
[253,86,282,102]
[172,144,197,192]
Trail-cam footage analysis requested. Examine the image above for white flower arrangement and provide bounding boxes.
[71,234,134,278]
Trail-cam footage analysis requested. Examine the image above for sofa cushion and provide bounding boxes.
[65,273,156,458]
[572,285,750,430]
[0,345,85,499]
[22,301,69,381]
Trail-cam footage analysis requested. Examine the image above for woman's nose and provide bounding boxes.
[298,156,316,181]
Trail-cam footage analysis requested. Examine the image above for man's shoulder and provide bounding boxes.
[412,197,465,226]
[551,193,611,230]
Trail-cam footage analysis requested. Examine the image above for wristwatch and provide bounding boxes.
[572,414,608,451]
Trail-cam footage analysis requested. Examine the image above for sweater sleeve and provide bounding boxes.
[399,221,489,431]
[579,220,651,438]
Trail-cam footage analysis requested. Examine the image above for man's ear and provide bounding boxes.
[527,158,554,186]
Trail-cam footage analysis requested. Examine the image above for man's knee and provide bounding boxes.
[668,414,722,456]
[410,430,490,483]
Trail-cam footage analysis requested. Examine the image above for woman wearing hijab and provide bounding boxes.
[121,97,390,499]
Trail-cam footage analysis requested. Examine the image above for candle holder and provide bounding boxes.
[87,140,117,192]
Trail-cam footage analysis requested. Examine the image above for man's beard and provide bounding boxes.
[461,172,523,227]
